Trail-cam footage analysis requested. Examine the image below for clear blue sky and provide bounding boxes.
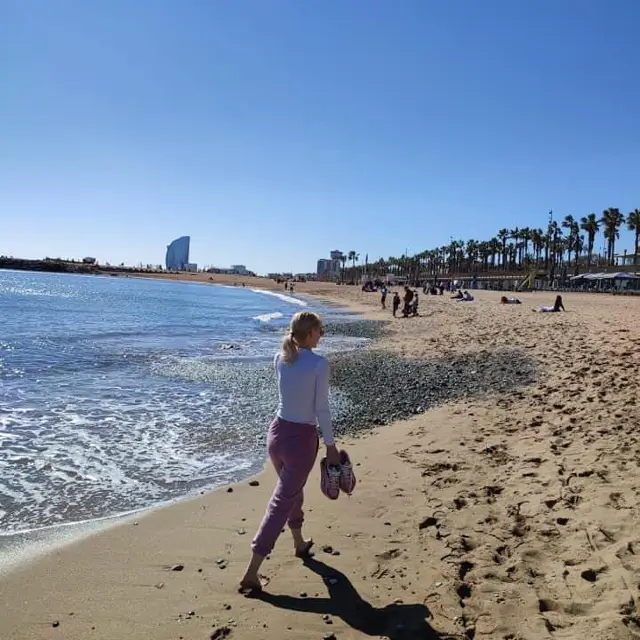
[2,0,639,274]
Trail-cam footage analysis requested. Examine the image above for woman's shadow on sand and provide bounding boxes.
[255,557,445,639]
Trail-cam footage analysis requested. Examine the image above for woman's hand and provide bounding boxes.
[326,444,340,467]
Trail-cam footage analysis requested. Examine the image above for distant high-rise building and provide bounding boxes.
[317,258,341,278]
[165,236,190,270]
[330,250,343,261]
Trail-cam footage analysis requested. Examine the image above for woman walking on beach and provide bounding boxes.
[240,311,340,592]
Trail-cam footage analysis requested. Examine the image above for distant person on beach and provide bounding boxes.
[501,296,521,304]
[451,289,463,300]
[380,285,388,309]
[392,292,401,316]
[457,291,474,302]
[402,286,414,316]
[240,311,340,593]
[535,295,565,313]
[284,282,288,291]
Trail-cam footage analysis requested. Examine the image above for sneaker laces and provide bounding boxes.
[327,465,341,490]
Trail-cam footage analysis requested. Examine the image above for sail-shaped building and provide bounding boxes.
[165,236,190,270]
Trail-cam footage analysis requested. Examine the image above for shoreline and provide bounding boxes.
[1,282,639,639]
[0,284,371,574]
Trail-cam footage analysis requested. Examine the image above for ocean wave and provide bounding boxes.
[249,288,308,307]
[252,311,284,322]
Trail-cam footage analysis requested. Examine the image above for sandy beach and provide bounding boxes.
[1,277,639,640]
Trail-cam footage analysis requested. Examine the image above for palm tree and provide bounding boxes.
[339,254,347,282]
[520,227,531,265]
[627,209,640,265]
[601,208,624,265]
[497,229,509,270]
[547,220,561,277]
[561,215,581,269]
[488,237,501,270]
[346,250,356,281]
[510,227,522,266]
[530,228,545,266]
[580,213,600,267]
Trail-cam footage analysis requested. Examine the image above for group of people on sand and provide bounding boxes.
[451,289,474,302]
[501,293,566,312]
[380,285,419,317]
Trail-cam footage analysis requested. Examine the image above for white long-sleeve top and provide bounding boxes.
[274,348,335,446]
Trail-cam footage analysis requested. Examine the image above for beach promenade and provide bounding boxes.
[1,278,638,640]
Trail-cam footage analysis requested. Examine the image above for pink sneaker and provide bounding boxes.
[339,449,356,494]
[320,458,341,500]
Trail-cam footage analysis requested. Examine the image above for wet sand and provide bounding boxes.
[1,278,639,640]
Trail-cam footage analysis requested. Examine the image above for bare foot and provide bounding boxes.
[294,538,314,558]
[238,575,263,594]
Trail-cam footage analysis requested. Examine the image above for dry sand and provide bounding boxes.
[1,277,639,640]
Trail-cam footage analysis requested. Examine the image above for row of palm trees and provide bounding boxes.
[334,208,640,282]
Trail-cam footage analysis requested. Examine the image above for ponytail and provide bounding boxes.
[280,333,299,364]
[280,311,323,364]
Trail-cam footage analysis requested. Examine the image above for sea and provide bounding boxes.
[0,271,364,546]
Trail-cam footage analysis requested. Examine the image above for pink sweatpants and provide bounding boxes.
[251,418,319,558]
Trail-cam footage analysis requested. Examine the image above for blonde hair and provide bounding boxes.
[280,311,322,364]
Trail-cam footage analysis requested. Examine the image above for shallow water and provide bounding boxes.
[0,271,364,534]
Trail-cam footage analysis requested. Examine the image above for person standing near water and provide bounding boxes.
[240,311,340,592]
[392,292,401,316]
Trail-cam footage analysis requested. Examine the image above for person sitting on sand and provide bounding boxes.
[240,311,340,593]
[451,289,463,300]
[457,290,474,302]
[535,295,565,313]
[392,292,401,316]
[500,296,521,304]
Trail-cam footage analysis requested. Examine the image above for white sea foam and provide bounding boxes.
[249,288,308,307]
[1,271,348,540]
[252,311,284,322]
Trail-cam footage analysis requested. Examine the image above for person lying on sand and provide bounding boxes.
[534,295,565,313]
[451,289,463,300]
[456,291,474,302]
[240,311,342,593]
[501,296,522,304]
